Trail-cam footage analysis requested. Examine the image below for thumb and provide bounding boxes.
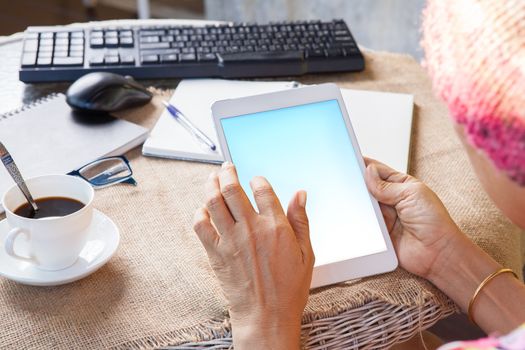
[365,164,412,207]
[287,191,313,258]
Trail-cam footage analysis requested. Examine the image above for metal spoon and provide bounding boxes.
[0,142,38,212]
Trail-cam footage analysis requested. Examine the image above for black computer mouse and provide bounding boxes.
[66,72,153,113]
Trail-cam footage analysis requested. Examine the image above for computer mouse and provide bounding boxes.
[66,72,153,113]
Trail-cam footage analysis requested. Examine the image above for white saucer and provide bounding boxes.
[0,209,120,286]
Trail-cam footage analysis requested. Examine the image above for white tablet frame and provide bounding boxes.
[212,83,398,288]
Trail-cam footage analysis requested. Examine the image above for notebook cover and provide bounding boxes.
[0,93,148,212]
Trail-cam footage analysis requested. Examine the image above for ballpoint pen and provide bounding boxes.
[161,100,217,151]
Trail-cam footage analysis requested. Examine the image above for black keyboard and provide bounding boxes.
[19,20,364,83]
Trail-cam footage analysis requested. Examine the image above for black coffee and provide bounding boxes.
[14,197,85,219]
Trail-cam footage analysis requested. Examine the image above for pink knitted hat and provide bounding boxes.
[421,0,525,185]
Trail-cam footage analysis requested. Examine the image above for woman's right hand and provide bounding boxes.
[363,158,463,281]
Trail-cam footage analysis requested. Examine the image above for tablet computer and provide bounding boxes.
[212,83,398,288]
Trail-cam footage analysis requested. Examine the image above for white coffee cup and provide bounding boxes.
[2,174,94,271]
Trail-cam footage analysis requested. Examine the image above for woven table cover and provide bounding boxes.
[0,50,523,349]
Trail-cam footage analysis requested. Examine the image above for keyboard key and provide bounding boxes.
[120,55,135,65]
[54,45,68,52]
[180,53,196,62]
[53,57,83,66]
[141,42,170,50]
[56,32,69,39]
[21,53,37,67]
[55,38,69,46]
[138,48,178,56]
[90,37,104,48]
[40,32,54,39]
[40,38,54,46]
[197,47,211,53]
[141,54,159,64]
[105,31,118,37]
[140,30,165,36]
[71,31,84,38]
[37,57,52,66]
[54,51,68,58]
[120,37,134,47]
[39,45,53,52]
[306,49,325,58]
[38,51,52,58]
[343,46,360,55]
[334,36,353,43]
[70,50,84,57]
[140,36,159,43]
[89,56,105,66]
[334,21,347,30]
[219,50,304,63]
[341,40,356,47]
[104,56,119,65]
[161,35,174,42]
[119,30,133,37]
[71,38,84,45]
[198,53,217,62]
[70,45,84,52]
[105,37,119,47]
[23,39,38,52]
[196,27,207,35]
[91,31,104,38]
[326,48,344,57]
[161,54,178,63]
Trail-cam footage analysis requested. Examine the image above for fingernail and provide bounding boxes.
[222,161,231,168]
[298,191,307,208]
[251,176,263,186]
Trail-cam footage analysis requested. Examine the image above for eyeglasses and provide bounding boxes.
[68,156,137,189]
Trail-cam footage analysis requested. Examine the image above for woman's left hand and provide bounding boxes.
[193,162,315,350]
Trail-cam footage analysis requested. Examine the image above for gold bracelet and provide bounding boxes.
[468,267,518,325]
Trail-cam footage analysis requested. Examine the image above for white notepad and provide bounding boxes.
[143,79,414,172]
[0,94,149,213]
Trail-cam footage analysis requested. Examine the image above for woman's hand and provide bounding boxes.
[364,158,463,280]
[193,162,314,350]
[364,158,525,334]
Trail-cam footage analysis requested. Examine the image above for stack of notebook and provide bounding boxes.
[143,79,414,173]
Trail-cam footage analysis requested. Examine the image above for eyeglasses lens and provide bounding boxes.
[79,158,132,187]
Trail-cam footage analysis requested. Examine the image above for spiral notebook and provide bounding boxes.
[0,93,148,213]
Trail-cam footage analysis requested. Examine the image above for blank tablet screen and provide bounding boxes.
[220,99,387,266]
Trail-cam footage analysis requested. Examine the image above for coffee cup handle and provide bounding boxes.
[5,227,38,265]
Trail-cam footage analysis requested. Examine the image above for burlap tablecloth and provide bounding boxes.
[0,50,523,349]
